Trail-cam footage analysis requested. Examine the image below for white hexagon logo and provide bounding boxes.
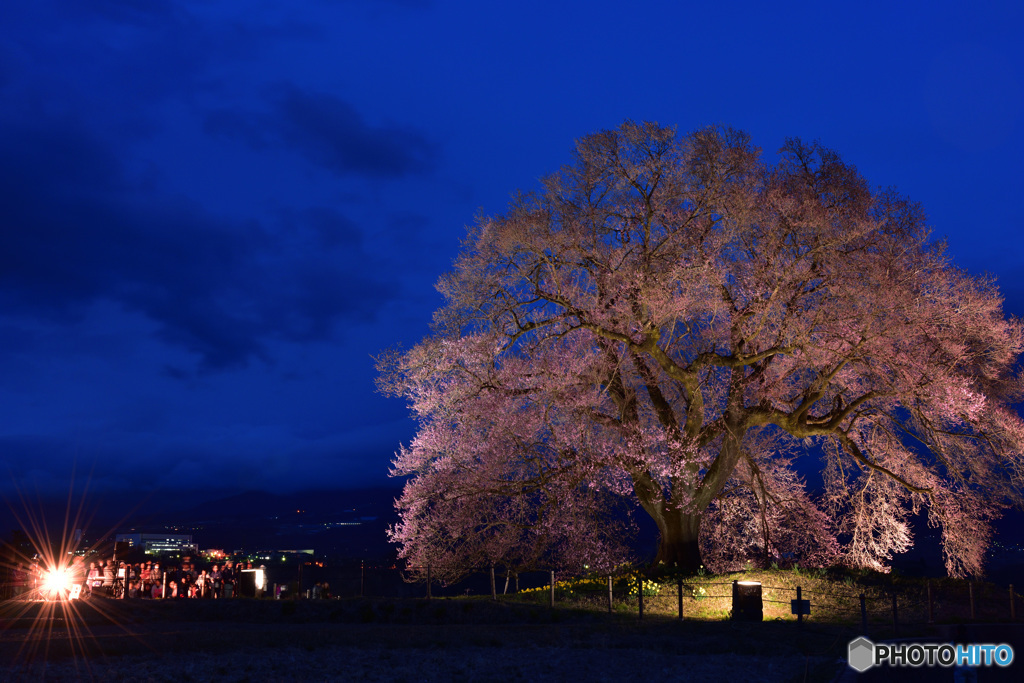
[848,637,875,672]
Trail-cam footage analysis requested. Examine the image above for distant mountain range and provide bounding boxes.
[1,486,404,561]
[4,487,1023,580]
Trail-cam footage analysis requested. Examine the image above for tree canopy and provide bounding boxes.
[379,121,1024,579]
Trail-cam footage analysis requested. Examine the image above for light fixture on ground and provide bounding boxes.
[732,580,763,621]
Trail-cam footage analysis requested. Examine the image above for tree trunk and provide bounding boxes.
[632,428,741,575]
[652,510,703,574]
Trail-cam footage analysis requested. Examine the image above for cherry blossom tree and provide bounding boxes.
[381,333,635,583]
[380,121,1024,577]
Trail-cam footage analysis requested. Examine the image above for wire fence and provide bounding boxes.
[4,558,1020,636]
[295,563,1023,636]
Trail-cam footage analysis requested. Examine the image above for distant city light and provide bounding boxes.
[254,568,266,590]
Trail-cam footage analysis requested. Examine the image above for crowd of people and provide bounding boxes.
[8,557,267,600]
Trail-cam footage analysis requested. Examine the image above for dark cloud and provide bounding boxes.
[276,85,437,177]
[7,2,320,120]
[277,207,363,249]
[322,0,433,7]
[0,7,413,373]
[55,0,181,25]
[203,108,273,150]
[205,85,438,178]
[0,114,400,371]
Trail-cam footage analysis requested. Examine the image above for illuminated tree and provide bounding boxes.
[382,334,635,583]
[381,121,1024,577]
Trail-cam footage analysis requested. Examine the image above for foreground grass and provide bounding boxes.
[1,568,1017,681]
[0,597,845,682]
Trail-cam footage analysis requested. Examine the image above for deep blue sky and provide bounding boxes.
[1,0,1021,500]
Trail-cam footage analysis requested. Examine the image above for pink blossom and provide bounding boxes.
[379,122,1024,578]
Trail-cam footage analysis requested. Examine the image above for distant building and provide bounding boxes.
[115,533,197,555]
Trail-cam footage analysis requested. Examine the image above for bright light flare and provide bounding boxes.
[1,471,145,675]
[42,566,72,597]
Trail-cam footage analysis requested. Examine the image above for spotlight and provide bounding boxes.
[42,567,71,598]
[732,580,763,621]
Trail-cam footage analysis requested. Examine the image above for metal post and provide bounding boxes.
[638,573,644,620]
[490,565,496,601]
[796,586,803,626]
[608,576,613,614]
[1011,585,1016,621]
[678,578,684,621]
[927,580,934,624]
[891,592,898,637]
[426,565,432,600]
[969,582,975,620]
[549,570,555,608]
[860,593,867,635]
[162,572,167,600]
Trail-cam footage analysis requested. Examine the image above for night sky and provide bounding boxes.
[1,1,1022,502]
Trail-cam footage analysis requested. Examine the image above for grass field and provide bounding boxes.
[0,568,1018,682]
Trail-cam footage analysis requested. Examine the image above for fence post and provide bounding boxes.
[549,570,555,608]
[1011,585,1016,621]
[490,565,496,601]
[796,586,803,626]
[678,578,684,621]
[891,591,898,637]
[426,565,432,600]
[637,573,644,620]
[608,576,613,614]
[969,582,975,620]
[927,580,934,624]
[860,593,867,635]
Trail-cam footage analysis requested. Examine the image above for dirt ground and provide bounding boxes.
[0,597,843,682]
